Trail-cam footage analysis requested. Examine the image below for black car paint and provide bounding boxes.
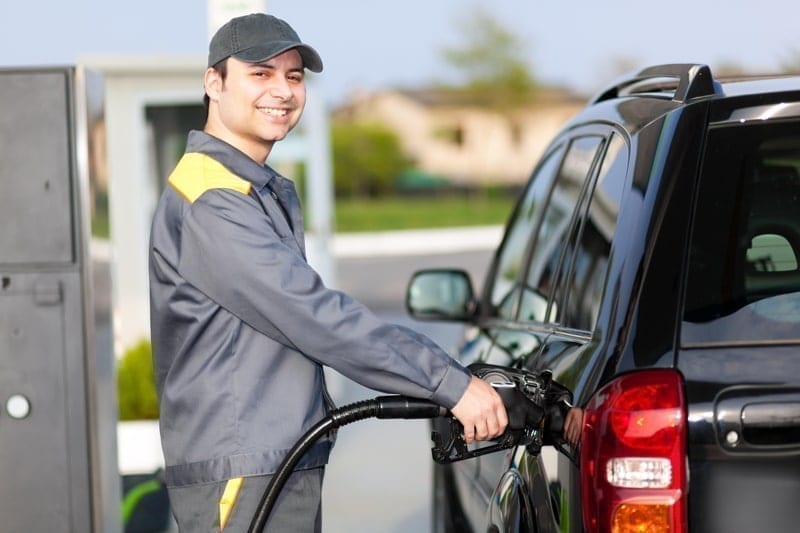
[411,66,800,533]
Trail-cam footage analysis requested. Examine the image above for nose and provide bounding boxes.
[269,77,293,100]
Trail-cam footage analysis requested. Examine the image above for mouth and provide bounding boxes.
[258,106,290,117]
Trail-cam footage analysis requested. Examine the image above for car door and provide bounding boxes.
[452,142,567,530]
[472,130,617,532]
[530,130,629,532]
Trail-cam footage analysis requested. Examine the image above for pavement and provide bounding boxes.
[326,225,501,312]
[325,225,503,258]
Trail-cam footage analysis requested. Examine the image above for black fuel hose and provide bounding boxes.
[247,396,447,533]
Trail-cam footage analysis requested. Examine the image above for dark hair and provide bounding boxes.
[203,59,229,121]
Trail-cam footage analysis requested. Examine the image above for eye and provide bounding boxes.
[248,66,273,78]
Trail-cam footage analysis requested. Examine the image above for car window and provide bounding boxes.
[555,133,627,330]
[489,144,565,318]
[682,120,800,344]
[518,136,605,323]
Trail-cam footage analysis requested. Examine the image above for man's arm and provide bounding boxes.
[178,190,477,406]
[450,376,508,443]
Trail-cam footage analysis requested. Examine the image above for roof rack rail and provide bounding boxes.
[591,63,721,104]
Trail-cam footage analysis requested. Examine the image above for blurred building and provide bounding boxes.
[334,86,586,186]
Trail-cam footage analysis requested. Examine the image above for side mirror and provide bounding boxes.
[406,269,476,321]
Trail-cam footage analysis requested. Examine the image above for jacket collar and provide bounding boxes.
[185,130,279,190]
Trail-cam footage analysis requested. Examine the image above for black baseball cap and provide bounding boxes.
[208,13,323,72]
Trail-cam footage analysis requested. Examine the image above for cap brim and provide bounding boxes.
[233,42,323,73]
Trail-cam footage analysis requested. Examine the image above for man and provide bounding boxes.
[149,13,507,532]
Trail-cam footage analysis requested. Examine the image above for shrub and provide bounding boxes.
[332,122,412,197]
[117,339,159,420]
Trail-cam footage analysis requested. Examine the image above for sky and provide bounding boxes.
[1,0,797,104]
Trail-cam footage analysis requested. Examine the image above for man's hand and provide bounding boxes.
[563,407,584,448]
[450,376,508,444]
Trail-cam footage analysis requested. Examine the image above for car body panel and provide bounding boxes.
[409,65,800,533]
[682,345,800,533]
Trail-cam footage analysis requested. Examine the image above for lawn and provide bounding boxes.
[332,193,516,233]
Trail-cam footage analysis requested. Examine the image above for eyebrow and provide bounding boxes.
[247,60,305,74]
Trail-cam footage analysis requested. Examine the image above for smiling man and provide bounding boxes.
[148,13,507,532]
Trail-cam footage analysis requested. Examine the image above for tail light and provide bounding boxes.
[580,369,688,533]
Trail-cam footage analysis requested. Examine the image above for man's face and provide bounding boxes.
[205,50,307,163]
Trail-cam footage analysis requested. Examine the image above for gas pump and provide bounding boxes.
[0,66,120,532]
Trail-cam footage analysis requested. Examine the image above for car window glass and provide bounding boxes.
[489,145,565,318]
[556,134,627,330]
[683,120,800,344]
[518,136,605,323]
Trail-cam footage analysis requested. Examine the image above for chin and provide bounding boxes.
[262,128,293,143]
[264,135,288,144]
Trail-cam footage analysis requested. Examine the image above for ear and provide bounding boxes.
[204,67,223,102]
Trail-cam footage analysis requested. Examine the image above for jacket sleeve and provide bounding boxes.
[178,188,471,408]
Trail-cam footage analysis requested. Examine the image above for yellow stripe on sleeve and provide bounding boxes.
[168,152,252,204]
[219,477,244,530]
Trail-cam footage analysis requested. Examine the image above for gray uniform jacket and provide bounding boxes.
[149,131,471,487]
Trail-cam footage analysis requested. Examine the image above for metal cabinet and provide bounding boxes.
[0,67,119,532]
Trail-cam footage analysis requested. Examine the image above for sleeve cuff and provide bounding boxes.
[430,361,472,409]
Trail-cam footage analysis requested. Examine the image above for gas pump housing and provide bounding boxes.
[0,66,119,532]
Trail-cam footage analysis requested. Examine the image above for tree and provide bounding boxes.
[439,8,536,108]
[332,121,412,197]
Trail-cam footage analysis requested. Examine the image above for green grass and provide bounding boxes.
[333,194,515,233]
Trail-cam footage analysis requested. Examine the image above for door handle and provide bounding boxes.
[742,402,800,429]
[716,389,800,450]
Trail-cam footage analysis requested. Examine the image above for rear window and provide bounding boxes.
[682,120,800,344]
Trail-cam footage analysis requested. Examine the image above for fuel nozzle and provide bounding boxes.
[430,363,570,464]
[490,379,546,431]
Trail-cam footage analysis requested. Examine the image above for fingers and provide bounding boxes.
[466,416,494,442]
[564,424,579,447]
[563,407,583,448]
[451,376,509,444]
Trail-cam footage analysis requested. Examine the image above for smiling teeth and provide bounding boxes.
[262,108,288,117]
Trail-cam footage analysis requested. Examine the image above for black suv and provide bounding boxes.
[406,64,800,533]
